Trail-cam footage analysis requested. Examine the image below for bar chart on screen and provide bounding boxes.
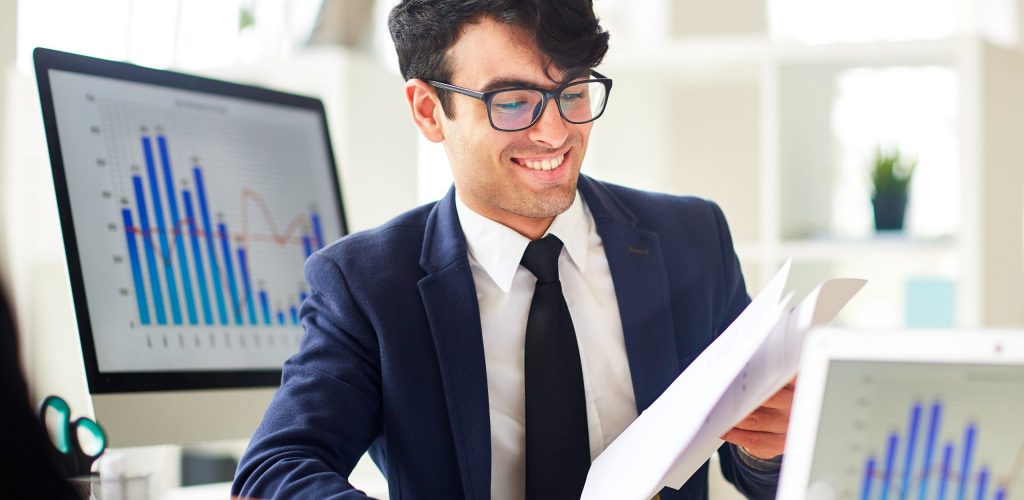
[49,69,344,372]
[805,361,1024,500]
[858,401,1022,500]
[119,133,322,330]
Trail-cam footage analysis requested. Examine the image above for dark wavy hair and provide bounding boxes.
[387,0,610,118]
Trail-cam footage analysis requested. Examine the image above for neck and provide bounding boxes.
[503,215,554,241]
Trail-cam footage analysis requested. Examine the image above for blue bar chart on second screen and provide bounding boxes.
[806,361,1024,500]
[859,401,1017,500]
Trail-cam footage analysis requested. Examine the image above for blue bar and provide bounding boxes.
[881,432,899,500]
[157,135,197,325]
[995,488,1006,500]
[142,136,182,324]
[194,167,228,325]
[300,290,308,303]
[900,403,922,500]
[218,223,243,325]
[938,443,954,500]
[956,424,977,500]
[259,289,271,325]
[861,456,876,500]
[277,310,285,325]
[121,209,150,325]
[302,234,313,259]
[237,248,257,325]
[182,191,213,324]
[290,305,298,325]
[132,176,167,324]
[976,468,988,500]
[918,402,943,500]
[311,212,324,248]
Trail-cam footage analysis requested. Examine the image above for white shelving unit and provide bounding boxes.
[588,0,1024,328]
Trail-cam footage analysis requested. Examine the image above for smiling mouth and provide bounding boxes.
[512,152,567,171]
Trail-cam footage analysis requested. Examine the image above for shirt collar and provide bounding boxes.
[455,190,591,293]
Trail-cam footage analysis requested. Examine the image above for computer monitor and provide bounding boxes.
[778,327,1024,500]
[33,47,347,446]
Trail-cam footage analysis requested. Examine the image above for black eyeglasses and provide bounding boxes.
[426,71,612,132]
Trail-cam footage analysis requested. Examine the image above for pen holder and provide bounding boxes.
[68,474,150,500]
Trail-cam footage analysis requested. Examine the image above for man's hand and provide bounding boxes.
[720,378,796,460]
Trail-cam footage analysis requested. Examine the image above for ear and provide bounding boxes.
[404,79,446,143]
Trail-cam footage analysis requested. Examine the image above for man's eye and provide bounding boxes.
[494,101,527,112]
[562,92,585,102]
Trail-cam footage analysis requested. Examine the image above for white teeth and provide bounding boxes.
[520,154,565,171]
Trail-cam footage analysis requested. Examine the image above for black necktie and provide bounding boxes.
[521,235,590,499]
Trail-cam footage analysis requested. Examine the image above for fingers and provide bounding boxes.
[760,385,795,410]
[718,377,798,460]
[721,427,786,460]
[733,407,789,434]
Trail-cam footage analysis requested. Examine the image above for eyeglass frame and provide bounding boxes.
[425,70,613,132]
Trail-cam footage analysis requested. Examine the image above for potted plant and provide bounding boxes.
[870,146,916,231]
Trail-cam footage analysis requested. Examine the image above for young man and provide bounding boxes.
[233,1,791,498]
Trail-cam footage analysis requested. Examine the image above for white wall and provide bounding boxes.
[0,1,16,277]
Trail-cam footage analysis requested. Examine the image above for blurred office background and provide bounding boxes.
[1,0,1022,498]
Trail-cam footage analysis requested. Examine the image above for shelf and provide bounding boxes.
[777,235,959,261]
[735,236,958,264]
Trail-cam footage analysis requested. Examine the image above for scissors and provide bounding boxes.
[38,395,108,477]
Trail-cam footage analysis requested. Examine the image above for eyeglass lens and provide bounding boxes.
[488,81,607,131]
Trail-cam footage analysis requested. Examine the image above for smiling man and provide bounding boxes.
[233,1,789,499]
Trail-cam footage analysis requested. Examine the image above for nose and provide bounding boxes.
[527,97,570,149]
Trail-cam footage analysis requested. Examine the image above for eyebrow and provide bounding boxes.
[479,78,543,93]
[478,69,592,93]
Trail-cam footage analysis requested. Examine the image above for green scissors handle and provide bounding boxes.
[39,395,108,477]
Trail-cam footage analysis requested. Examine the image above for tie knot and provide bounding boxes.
[520,235,564,284]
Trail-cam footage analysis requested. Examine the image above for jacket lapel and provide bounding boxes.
[578,177,680,413]
[417,188,491,500]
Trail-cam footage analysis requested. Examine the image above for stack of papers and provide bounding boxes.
[582,260,866,500]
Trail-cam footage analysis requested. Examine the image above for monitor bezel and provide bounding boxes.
[33,47,348,394]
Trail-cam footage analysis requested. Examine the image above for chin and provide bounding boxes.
[518,185,577,218]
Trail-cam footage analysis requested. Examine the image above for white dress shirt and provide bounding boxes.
[455,191,639,500]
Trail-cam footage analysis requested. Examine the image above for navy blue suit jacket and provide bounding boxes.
[233,176,779,499]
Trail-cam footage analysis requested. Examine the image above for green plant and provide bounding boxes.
[239,5,255,31]
[871,146,917,196]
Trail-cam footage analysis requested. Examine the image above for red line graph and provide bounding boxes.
[126,186,313,248]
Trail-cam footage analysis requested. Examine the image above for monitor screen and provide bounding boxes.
[35,48,347,393]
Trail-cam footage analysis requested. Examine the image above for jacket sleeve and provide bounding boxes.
[232,252,383,499]
[718,443,781,499]
[708,200,781,499]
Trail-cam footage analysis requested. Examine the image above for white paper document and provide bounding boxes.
[581,260,866,500]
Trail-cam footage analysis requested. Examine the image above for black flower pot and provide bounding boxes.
[872,191,908,231]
